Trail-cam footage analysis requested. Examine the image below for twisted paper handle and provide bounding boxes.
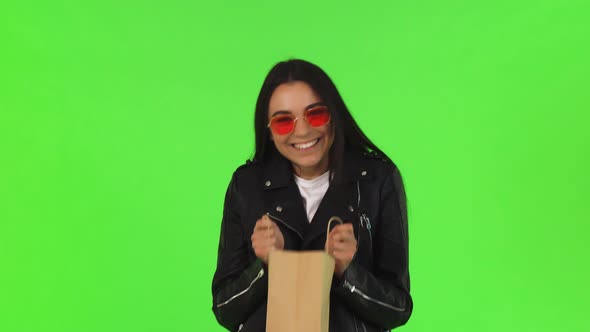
[325,216,343,253]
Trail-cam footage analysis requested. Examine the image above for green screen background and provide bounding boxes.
[1,1,589,331]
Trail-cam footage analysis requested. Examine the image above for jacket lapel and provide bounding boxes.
[261,154,307,243]
[301,181,358,249]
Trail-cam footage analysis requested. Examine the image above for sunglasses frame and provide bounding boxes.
[267,105,331,135]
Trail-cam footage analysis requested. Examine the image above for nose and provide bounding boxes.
[292,116,312,137]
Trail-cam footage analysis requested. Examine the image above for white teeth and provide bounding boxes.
[294,139,319,149]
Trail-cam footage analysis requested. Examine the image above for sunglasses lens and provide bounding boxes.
[270,115,295,135]
[306,106,330,127]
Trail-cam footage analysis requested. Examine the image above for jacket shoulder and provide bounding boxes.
[234,158,257,172]
[231,159,262,183]
[360,151,400,176]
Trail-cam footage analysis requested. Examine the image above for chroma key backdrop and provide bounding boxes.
[1,1,588,331]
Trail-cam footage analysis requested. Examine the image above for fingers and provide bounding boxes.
[326,223,357,256]
[254,215,272,231]
[325,223,357,277]
[251,215,286,263]
[328,224,355,244]
[329,223,354,238]
[328,239,356,255]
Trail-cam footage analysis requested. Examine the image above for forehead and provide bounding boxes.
[268,81,321,114]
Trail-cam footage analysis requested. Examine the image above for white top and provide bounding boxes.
[293,170,331,223]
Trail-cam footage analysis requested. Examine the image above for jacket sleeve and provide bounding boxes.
[332,165,413,329]
[211,173,268,331]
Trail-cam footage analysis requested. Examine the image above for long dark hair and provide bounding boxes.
[253,59,390,182]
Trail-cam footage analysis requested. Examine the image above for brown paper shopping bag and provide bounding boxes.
[266,217,342,332]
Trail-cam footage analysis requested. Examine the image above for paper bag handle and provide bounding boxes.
[325,216,343,253]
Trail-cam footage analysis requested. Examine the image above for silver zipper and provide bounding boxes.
[343,280,405,312]
[360,320,368,332]
[216,268,265,308]
[267,212,303,239]
[357,181,373,251]
[361,213,373,247]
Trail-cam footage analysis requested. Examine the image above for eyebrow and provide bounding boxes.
[270,102,326,117]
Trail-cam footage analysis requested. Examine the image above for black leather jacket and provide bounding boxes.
[212,151,412,331]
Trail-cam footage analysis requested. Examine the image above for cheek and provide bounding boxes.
[271,133,288,146]
[322,126,334,141]
[324,127,335,148]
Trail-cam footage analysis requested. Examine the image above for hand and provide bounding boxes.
[251,215,285,264]
[325,223,357,278]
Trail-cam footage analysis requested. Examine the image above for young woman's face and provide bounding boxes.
[268,81,334,179]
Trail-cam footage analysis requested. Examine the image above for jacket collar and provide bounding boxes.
[261,153,293,190]
[260,150,372,190]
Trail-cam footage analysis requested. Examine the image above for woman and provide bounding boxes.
[212,59,412,331]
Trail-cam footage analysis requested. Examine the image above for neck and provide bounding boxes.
[292,161,330,180]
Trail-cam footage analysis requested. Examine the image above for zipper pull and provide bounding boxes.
[361,214,371,230]
[343,280,356,293]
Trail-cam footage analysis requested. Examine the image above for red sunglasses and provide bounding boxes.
[267,105,331,135]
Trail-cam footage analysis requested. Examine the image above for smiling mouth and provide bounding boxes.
[292,138,320,150]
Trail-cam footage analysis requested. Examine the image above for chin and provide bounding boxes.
[292,155,327,171]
